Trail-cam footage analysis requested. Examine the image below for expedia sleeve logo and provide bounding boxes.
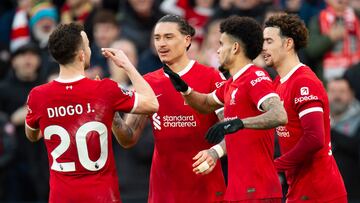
[294,86,319,104]
[118,84,133,97]
[250,71,271,86]
[151,113,197,130]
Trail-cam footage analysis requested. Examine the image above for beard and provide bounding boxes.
[33,24,56,48]
[330,100,349,115]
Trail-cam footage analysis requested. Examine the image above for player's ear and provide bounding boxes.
[79,50,85,61]
[232,42,241,55]
[285,37,295,51]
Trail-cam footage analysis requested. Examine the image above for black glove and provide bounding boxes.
[205,119,244,144]
[163,63,189,92]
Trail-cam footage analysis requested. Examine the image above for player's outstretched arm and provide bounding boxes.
[112,112,148,148]
[163,64,222,114]
[242,96,287,129]
[102,48,159,114]
[192,139,226,175]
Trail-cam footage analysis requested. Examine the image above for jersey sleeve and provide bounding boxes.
[25,88,40,130]
[210,69,227,91]
[212,80,227,106]
[105,79,137,113]
[291,78,324,118]
[248,69,279,112]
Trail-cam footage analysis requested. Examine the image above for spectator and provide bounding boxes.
[0,42,48,201]
[327,77,360,202]
[306,0,360,81]
[89,9,120,78]
[0,112,16,201]
[119,0,164,55]
[28,0,59,79]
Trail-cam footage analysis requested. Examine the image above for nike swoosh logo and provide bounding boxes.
[156,94,162,98]
[224,124,231,130]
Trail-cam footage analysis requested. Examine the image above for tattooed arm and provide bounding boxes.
[242,96,287,129]
[112,112,148,148]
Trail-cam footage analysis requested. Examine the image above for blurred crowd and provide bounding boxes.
[0,0,360,202]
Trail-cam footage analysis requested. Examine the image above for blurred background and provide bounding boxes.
[0,0,360,202]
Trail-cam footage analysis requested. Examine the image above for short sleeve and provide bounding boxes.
[248,69,279,111]
[25,89,40,130]
[213,80,228,106]
[292,78,324,118]
[105,79,137,113]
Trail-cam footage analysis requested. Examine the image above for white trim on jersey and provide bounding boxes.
[54,75,85,83]
[212,91,224,106]
[298,107,323,118]
[25,121,38,131]
[130,92,139,113]
[233,63,253,81]
[164,60,195,78]
[257,93,279,112]
[280,63,304,84]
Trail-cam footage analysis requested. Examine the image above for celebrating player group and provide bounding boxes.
[25,13,347,203]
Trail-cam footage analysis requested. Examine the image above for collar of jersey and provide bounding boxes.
[164,60,195,77]
[232,63,253,81]
[280,63,304,84]
[54,75,85,83]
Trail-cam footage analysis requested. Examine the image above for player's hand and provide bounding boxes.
[163,63,189,93]
[101,48,135,71]
[192,149,218,175]
[205,118,244,144]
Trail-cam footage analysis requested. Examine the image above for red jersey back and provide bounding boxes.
[213,64,282,201]
[144,61,226,203]
[26,77,137,203]
[274,64,346,202]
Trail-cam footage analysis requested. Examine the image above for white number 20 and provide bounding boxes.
[44,121,108,172]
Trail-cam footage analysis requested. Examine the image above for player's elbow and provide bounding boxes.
[120,140,137,149]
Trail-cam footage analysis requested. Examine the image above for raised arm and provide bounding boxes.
[163,64,222,114]
[102,48,159,114]
[112,112,148,148]
[205,96,287,144]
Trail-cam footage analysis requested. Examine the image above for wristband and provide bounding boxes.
[211,144,224,158]
[180,87,192,96]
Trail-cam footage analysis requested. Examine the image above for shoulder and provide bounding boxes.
[144,68,165,81]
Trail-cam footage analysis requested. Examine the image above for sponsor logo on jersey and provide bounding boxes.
[300,87,309,95]
[294,95,319,104]
[250,75,271,86]
[152,113,161,130]
[118,84,133,97]
[151,113,197,130]
[230,88,238,105]
[255,71,266,77]
[276,126,290,137]
[215,81,225,88]
[224,116,238,121]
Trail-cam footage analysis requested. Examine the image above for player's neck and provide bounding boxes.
[277,53,301,79]
[59,62,85,80]
[228,57,252,76]
[167,55,191,73]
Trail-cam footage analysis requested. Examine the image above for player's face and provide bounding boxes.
[153,22,191,64]
[262,27,287,68]
[217,33,235,70]
[80,31,91,70]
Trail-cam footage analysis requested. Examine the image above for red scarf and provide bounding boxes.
[319,6,360,79]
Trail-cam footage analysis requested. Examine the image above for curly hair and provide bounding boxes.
[157,14,195,50]
[48,23,84,65]
[264,14,308,51]
[220,16,263,60]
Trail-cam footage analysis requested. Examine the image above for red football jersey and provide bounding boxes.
[144,61,226,203]
[26,76,137,203]
[213,64,282,201]
[274,64,347,202]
